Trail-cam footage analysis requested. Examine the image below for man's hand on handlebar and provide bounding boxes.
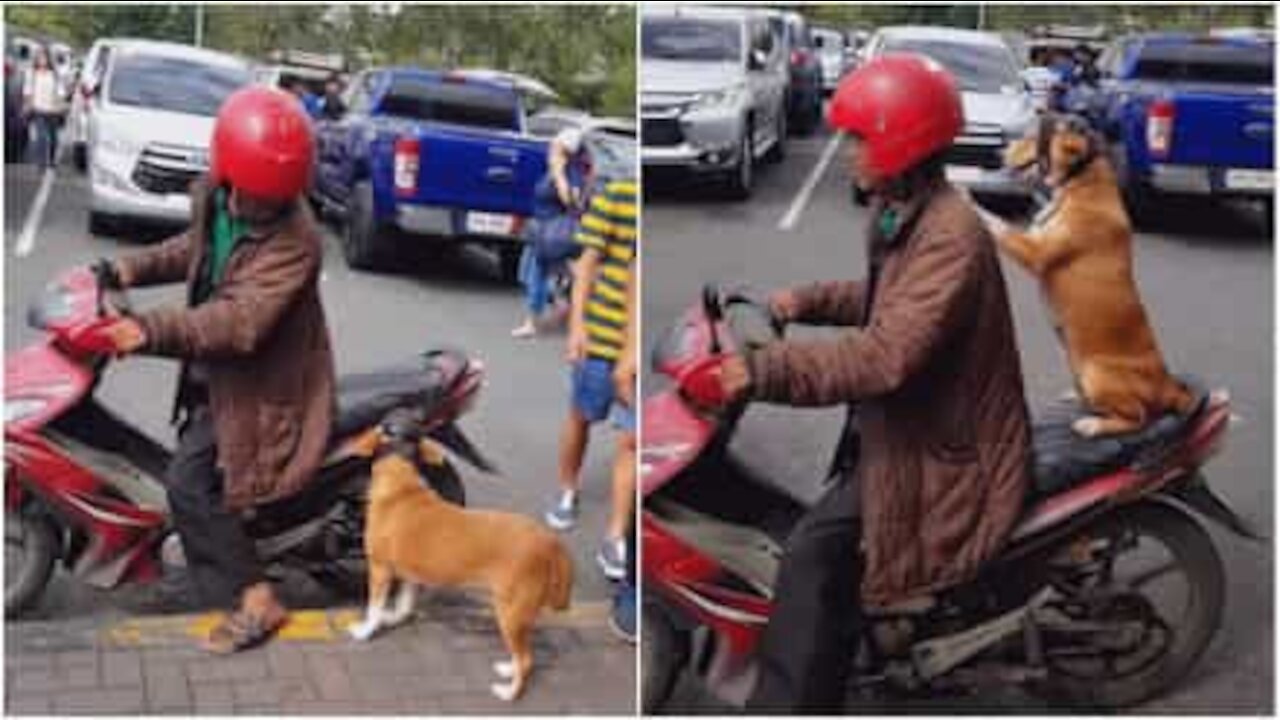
[685,354,753,414]
[718,355,752,406]
[768,289,800,325]
[101,318,147,355]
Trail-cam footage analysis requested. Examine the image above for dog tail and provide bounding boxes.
[545,544,573,612]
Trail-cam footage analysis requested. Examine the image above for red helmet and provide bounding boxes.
[828,53,964,178]
[209,86,314,201]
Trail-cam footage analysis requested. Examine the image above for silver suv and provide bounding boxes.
[640,6,788,199]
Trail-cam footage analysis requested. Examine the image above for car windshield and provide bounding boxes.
[379,78,519,130]
[643,17,741,62]
[108,53,250,116]
[884,38,1021,93]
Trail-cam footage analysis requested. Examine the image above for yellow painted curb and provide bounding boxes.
[101,601,610,649]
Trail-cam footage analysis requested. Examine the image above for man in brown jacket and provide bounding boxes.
[709,55,1033,711]
[100,87,335,654]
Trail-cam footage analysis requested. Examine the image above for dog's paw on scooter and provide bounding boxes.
[345,416,574,701]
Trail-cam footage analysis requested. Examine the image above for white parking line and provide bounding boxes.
[777,132,844,232]
[15,168,56,258]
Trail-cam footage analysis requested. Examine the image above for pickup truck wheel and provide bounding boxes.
[1109,143,1154,228]
[498,245,523,285]
[88,210,119,237]
[724,128,755,201]
[343,181,391,272]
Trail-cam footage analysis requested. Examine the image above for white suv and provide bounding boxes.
[640,6,789,199]
[87,41,252,234]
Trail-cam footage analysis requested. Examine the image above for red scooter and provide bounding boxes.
[641,286,1259,712]
[6,263,494,615]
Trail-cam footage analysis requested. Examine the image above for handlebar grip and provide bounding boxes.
[92,259,123,290]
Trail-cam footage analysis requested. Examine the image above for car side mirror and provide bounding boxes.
[748,49,768,71]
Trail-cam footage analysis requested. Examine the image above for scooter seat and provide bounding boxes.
[1028,378,1208,501]
[329,351,467,442]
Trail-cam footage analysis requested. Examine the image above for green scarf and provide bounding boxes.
[877,207,900,240]
[208,189,248,286]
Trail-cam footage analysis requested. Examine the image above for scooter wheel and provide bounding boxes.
[1037,501,1224,709]
[5,509,59,616]
[642,598,689,714]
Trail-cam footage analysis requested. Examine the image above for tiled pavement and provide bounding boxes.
[5,591,636,715]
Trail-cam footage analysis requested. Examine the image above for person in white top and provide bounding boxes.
[23,47,64,168]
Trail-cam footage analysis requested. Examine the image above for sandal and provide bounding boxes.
[200,609,286,655]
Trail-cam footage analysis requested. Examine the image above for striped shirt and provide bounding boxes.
[575,179,637,362]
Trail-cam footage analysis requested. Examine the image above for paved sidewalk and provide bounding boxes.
[5,591,635,715]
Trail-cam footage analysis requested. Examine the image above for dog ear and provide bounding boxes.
[348,427,384,458]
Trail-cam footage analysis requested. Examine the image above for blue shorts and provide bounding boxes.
[571,357,617,423]
[611,402,636,434]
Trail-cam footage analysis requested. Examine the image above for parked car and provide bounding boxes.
[764,9,823,135]
[311,67,549,277]
[812,26,851,95]
[526,106,635,141]
[67,38,124,172]
[86,40,254,234]
[1082,32,1274,225]
[863,26,1036,198]
[256,64,330,96]
[640,5,789,199]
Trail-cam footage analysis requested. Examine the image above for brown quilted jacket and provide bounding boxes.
[747,183,1032,606]
[119,181,336,510]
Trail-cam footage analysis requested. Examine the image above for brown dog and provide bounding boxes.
[346,425,573,701]
[984,114,1194,437]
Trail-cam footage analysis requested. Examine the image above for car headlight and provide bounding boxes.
[689,86,744,112]
[5,398,49,424]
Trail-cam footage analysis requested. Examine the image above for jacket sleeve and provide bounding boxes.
[136,233,320,360]
[791,280,867,326]
[748,232,980,406]
[117,228,194,288]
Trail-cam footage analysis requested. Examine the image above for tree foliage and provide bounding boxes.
[8,3,636,116]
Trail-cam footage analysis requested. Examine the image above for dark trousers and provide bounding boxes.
[166,404,263,609]
[748,475,862,714]
[29,112,58,168]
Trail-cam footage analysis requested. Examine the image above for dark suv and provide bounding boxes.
[767,10,823,135]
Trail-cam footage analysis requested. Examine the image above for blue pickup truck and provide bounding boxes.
[312,67,548,277]
[1072,33,1274,226]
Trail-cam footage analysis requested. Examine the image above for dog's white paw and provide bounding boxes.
[347,620,378,642]
[491,680,518,702]
[1072,417,1103,438]
[385,609,415,628]
[493,660,515,679]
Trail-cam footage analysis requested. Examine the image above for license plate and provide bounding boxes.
[1224,169,1273,191]
[466,212,514,236]
[945,165,984,184]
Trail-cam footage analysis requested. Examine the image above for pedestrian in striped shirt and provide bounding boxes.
[544,177,637,582]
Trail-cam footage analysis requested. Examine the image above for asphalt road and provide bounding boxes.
[4,162,626,622]
[641,126,1274,714]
